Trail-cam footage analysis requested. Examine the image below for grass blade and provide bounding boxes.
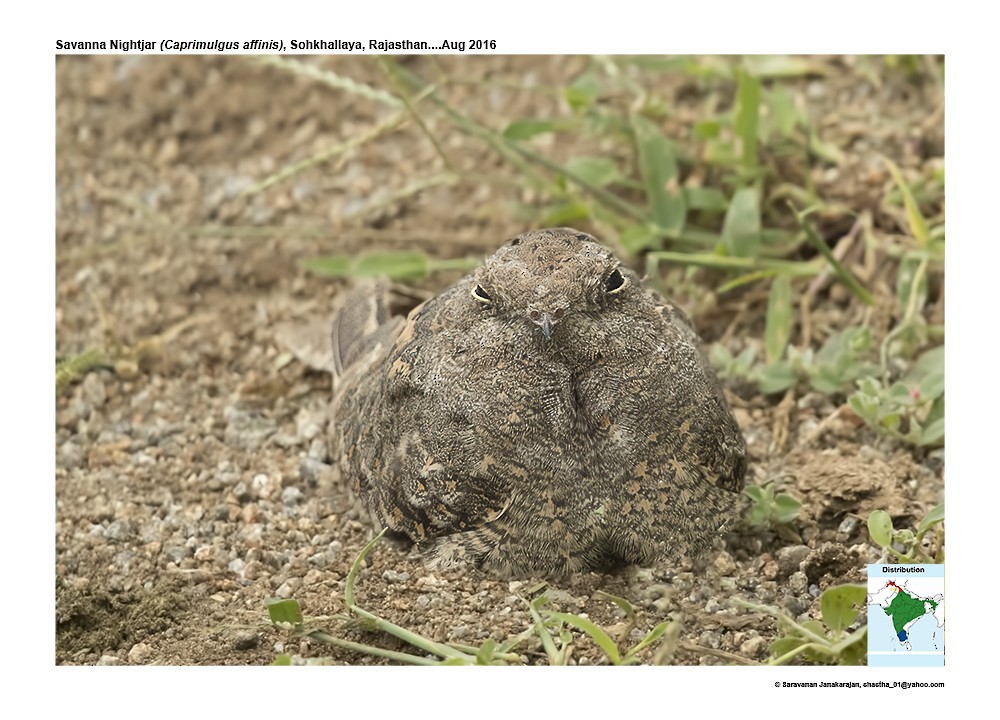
[253,56,402,108]
[734,71,760,173]
[549,612,622,665]
[344,529,387,609]
[883,157,930,246]
[632,114,686,234]
[503,119,561,140]
[564,156,622,188]
[722,188,762,257]
[626,620,674,658]
[791,204,874,305]
[302,251,477,282]
[56,347,104,395]
[594,590,636,622]
[765,274,792,364]
[303,251,428,280]
[527,595,564,665]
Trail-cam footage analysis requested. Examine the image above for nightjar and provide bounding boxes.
[328,228,746,576]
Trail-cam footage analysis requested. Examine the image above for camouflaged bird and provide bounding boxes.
[328,228,746,577]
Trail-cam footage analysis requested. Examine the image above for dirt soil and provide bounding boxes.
[55,55,944,665]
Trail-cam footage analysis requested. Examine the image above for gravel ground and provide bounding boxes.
[55,54,944,665]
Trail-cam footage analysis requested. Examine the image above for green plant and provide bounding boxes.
[56,347,104,395]
[268,530,522,665]
[734,584,868,665]
[247,55,902,309]
[849,345,943,446]
[528,594,678,665]
[302,251,479,281]
[867,504,944,564]
[712,327,880,397]
[744,482,801,527]
[267,530,678,666]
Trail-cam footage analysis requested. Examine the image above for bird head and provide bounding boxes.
[471,228,631,340]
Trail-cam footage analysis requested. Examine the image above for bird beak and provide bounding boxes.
[534,312,556,339]
[540,313,554,339]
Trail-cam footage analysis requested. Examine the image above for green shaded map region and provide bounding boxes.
[884,583,938,639]
[867,566,944,666]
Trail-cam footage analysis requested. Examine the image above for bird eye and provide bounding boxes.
[472,284,493,304]
[604,268,627,294]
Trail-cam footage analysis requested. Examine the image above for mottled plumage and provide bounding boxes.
[328,228,746,576]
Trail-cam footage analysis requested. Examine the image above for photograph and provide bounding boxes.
[55,52,945,668]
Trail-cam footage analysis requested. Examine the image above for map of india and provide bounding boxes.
[866,565,944,667]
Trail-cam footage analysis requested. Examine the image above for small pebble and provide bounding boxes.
[232,631,260,651]
[127,642,152,664]
[775,545,811,579]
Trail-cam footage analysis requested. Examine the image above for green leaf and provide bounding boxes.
[798,215,873,305]
[345,528,387,609]
[919,417,945,446]
[684,186,729,212]
[440,657,470,666]
[502,119,558,141]
[722,187,761,257]
[820,584,867,635]
[734,71,760,172]
[693,119,721,140]
[858,376,881,397]
[620,224,661,254]
[302,251,429,280]
[273,654,292,666]
[704,139,737,166]
[836,627,869,665]
[767,85,800,138]
[925,395,945,425]
[847,393,876,423]
[889,381,913,401]
[475,638,498,665]
[917,503,945,535]
[918,371,945,403]
[300,255,350,277]
[757,362,797,394]
[735,345,758,370]
[802,620,828,638]
[897,255,928,319]
[809,368,850,394]
[709,343,733,369]
[765,275,792,365]
[632,114,686,234]
[773,493,802,524]
[355,251,427,279]
[867,510,894,547]
[565,74,601,112]
[808,131,845,165]
[266,598,304,627]
[57,347,105,395]
[906,345,944,384]
[564,156,621,188]
[626,620,673,657]
[540,200,591,227]
[770,636,807,660]
[880,412,901,431]
[549,612,622,665]
[884,157,930,246]
[595,590,637,621]
[744,55,834,78]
